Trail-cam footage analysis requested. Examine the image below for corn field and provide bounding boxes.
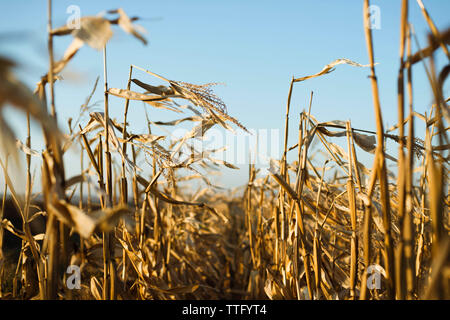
[0,0,449,300]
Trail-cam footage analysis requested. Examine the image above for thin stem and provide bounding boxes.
[404,25,416,299]
[46,0,59,300]
[102,45,115,300]
[363,0,395,299]
[395,0,408,300]
[47,0,56,120]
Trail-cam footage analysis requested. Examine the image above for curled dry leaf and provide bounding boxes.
[353,132,376,153]
[48,199,128,239]
[72,16,113,50]
[0,57,61,161]
[53,38,84,75]
[1,218,26,240]
[294,58,374,82]
[108,88,168,101]
[39,17,111,89]
[209,158,239,169]
[37,38,84,89]
[90,276,103,300]
[132,78,174,96]
[124,133,165,145]
[111,8,147,45]
[16,139,39,157]
[108,88,181,112]
[152,116,202,126]
[48,200,96,239]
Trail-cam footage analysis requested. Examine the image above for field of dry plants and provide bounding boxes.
[0,0,449,300]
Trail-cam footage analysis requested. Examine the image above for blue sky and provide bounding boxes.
[1,0,449,191]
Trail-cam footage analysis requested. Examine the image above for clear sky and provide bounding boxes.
[1,0,449,192]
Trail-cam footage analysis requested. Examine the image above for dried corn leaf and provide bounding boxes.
[1,218,25,240]
[320,120,348,127]
[90,276,103,300]
[152,116,202,126]
[53,38,84,75]
[33,234,45,241]
[328,142,348,162]
[148,187,205,207]
[48,200,96,239]
[1,62,61,160]
[16,139,39,157]
[114,8,147,45]
[27,211,46,224]
[209,158,239,169]
[353,132,376,153]
[132,79,174,96]
[264,279,276,299]
[94,205,130,232]
[143,100,182,112]
[65,174,86,189]
[48,199,128,238]
[124,133,165,145]
[73,16,113,50]
[108,88,181,112]
[294,58,374,82]
[108,88,166,101]
[36,38,83,89]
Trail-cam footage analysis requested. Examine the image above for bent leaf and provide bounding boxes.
[294,58,374,82]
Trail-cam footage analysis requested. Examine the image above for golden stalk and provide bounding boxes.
[363,0,396,299]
